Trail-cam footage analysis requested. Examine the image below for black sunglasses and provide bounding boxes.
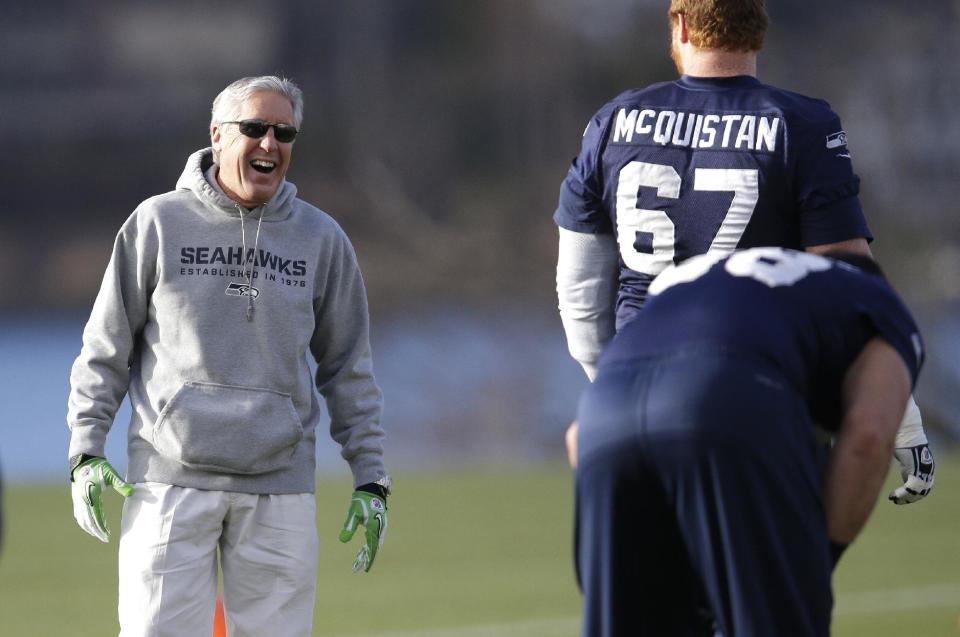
[223,119,298,143]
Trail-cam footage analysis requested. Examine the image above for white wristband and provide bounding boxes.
[894,395,927,448]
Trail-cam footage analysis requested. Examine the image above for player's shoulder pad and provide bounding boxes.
[584,81,679,137]
[761,83,840,127]
[608,80,682,109]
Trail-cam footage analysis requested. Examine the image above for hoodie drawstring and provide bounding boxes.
[239,206,264,322]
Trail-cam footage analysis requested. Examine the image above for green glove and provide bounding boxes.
[339,491,388,572]
[70,457,134,542]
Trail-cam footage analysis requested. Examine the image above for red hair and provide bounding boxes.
[669,0,768,52]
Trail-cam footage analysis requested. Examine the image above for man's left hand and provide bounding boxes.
[888,444,935,504]
[339,491,387,572]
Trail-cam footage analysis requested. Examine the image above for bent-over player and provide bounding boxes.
[575,248,923,636]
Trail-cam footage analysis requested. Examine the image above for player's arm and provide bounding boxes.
[554,103,619,380]
[565,420,579,468]
[806,238,872,258]
[824,337,911,561]
[811,243,936,504]
[557,228,616,469]
[557,228,619,380]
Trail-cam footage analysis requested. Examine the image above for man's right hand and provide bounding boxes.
[71,457,134,542]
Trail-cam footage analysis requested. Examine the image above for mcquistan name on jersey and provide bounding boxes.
[180,246,307,276]
[611,108,781,152]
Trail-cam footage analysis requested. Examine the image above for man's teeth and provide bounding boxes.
[250,159,276,174]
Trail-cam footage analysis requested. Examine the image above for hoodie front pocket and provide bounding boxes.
[153,381,304,475]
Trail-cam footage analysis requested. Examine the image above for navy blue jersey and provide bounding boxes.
[599,248,922,431]
[554,75,872,328]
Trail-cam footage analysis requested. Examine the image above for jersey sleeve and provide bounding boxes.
[855,277,925,388]
[791,108,874,247]
[553,104,616,234]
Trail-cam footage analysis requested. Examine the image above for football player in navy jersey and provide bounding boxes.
[555,0,933,504]
[574,248,924,637]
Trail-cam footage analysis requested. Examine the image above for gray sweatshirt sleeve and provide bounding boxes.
[67,210,157,458]
[310,231,387,488]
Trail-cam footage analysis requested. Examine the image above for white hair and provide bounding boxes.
[211,75,304,130]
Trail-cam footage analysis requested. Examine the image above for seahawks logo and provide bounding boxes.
[225,282,259,298]
[825,131,848,149]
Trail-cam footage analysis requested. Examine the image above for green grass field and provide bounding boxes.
[2,455,958,636]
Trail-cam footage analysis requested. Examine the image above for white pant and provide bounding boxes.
[118,483,318,637]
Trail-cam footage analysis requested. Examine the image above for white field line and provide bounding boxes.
[835,581,960,616]
[331,617,579,637]
[338,582,960,637]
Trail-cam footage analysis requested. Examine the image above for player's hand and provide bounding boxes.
[339,490,387,573]
[565,421,579,468]
[71,457,134,542]
[888,444,934,505]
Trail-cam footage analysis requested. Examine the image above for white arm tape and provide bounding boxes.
[556,227,619,381]
[895,395,927,448]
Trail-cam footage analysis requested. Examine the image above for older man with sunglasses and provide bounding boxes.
[67,75,390,636]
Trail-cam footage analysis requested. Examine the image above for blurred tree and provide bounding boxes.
[0,0,956,314]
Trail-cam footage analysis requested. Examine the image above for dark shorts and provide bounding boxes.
[575,347,832,637]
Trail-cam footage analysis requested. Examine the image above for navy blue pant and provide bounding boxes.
[575,349,833,637]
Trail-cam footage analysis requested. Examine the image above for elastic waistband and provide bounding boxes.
[600,342,784,377]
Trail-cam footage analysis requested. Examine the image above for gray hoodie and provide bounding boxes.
[67,148,386,493]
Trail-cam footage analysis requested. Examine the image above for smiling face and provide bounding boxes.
[211,90,295,208]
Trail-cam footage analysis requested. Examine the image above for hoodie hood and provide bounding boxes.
[175,147,298,221]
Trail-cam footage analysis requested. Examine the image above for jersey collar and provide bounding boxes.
[677,75,762,91]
